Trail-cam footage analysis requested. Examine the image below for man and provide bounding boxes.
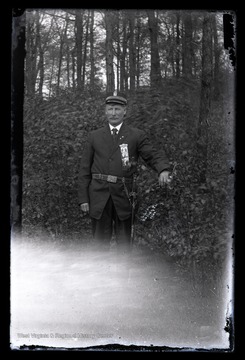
[78,91,170,252]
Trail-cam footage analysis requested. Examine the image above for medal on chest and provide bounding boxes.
[119,143,130,170]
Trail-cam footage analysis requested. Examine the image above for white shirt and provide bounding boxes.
[109,123,123,134]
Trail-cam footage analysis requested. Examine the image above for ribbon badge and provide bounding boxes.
[119,143,130,169]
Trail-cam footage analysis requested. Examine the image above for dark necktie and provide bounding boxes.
[111,128,118,143]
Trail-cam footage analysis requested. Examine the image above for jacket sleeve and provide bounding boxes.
[78,133,94,205]
[137,130,170,174]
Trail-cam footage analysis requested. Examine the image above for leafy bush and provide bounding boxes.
[22,82,234,282]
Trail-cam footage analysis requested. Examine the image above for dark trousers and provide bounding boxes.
[91,196,132,252]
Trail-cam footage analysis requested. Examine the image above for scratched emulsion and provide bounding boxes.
[10,235,232,350]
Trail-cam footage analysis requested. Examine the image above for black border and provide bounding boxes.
[4,4,241,355]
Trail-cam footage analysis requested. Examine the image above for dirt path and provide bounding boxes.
[10,238,231,350]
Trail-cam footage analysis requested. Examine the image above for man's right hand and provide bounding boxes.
[80,203,89,213]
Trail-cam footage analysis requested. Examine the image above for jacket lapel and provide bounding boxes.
[102,124,114,152]
[110,122,129,156]
[118,122,129,145]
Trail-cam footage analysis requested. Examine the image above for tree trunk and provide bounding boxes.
[105,10,115,93]
[75,10,83,90]
[128,10,136,91]
[147,10,162,88]
[182,12,193,78]
[197,14,213,183]
[125,59,129,91]
[35,11,45,97]
[63,11,71,89]
[38,48,44,96]
[48,53,55,98]
[66,43,70,88]
[71,48,76,89]
[176,11,180,78]
[120,13,127,92]
[171,22,175,77]
[115,12,122,91]
[135,15,141,88]
[82,11,90,91]
[192,21,197,77]
[25,12,38,96]
[89,10,95,90]
[116,18,120,91]
[57,18,68,94]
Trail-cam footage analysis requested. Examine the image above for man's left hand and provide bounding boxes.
[158,170,171,187]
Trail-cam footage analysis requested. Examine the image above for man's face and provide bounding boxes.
[105,104,126,126]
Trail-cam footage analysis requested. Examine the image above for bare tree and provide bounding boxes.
[128,10,136,91]
[120,11,127,92]
[25,11,38,96]
[48,51,55,98]
[66,41,70,88]
[147,10,162,88]
[56,13,69,94]
[89,10,95,90]
[75,10,84,90]
[36,11,55,97]
[35,11,44,96]
[82,11,90,91]
[182,11,193,78]
[105,10,115,93]
[175,11,181,78]
[135,14,141,88]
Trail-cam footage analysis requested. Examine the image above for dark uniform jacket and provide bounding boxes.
[78,122,169,220]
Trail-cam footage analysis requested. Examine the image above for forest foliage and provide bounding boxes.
[22,77,235,275]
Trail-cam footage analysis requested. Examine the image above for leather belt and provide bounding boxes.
[92,173,132,183]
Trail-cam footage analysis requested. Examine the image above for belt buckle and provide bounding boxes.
[107,175,117,183]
